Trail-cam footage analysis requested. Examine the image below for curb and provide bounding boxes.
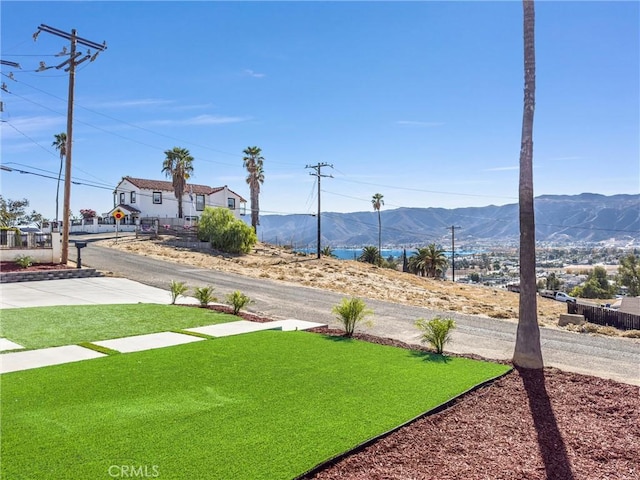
[0,268,104,283]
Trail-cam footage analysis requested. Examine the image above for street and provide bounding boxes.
[76,235,640,385]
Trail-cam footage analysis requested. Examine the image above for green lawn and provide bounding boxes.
[0,304,233,349]
[1,331,510,479]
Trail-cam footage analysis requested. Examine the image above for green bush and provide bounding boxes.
[321,246,336,258]
[169,280,188,305]
[193,286,216,307]
[415,317,456,354]
[198,207,257,254]
[358,246,380,265]
[332,297,373,337]
[225,290,252,315]
[15,255,35,269]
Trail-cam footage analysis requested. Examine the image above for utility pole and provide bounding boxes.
[305,163,333,259]
[448,225,461,282]
[34,24,106,264]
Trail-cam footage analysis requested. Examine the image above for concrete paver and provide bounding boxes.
[93,331,205,353]
[0,345,106,374]
[267,319,327,331]
[186,320,284,337]
[186,319,327,337]
[0,338,24,352]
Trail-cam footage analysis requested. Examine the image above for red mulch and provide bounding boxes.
[0,261,74,273]
[298,333,639,480]
[203,315,639,479]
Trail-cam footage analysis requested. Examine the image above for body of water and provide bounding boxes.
[296,248,479,261]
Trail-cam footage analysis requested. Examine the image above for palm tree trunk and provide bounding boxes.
[251,183,258,233]
[513,0,543,369]
[377,209,382,266]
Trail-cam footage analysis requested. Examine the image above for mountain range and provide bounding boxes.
[257,193,640,247]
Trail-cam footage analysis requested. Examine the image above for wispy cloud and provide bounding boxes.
[144,114,250,127]
[548,156,582,162]
[396,120,444,127]
[244,69,266,78]
[1,115,65,140]
[484,166,519,172]
[86,99,175,109]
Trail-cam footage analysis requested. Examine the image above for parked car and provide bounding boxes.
[540,290,577,303]
[17,225,43,234]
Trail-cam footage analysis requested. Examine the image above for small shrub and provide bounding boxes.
[622,330,640,339]
[193,286,216,307]
[415,317,456,354]
[582,323,600,334]
[15,255,35,269]
[596,325,619,336]
[332,297,373,337]
[169,280,188,305]
[226,290,252,315]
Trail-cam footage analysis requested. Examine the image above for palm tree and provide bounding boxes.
[513,0,543,369]
[359,246,380,265]
[408,244,448,278]
[242,146,265,232]
[161,147,194,219]
[321,245,336,258]
[371,193,384,265]
[52,132,67,227]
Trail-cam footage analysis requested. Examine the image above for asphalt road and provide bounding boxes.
[76,234,640,385]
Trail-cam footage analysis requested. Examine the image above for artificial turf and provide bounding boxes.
[1,330,510,479]
[0,304,232,349]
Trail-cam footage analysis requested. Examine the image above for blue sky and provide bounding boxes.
[1,1,638,221]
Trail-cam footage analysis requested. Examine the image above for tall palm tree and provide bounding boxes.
[161,147,194,219]
[52,132,67,226]
[408,244,448,278]
[513,0,543,369]
[371,193,384,265]
[242,146,265,232]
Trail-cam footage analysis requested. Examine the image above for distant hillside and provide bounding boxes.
[258,193,640,246]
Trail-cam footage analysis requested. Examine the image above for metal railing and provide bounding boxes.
[0,232,53,249]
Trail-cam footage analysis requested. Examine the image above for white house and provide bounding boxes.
[109,177,246,224]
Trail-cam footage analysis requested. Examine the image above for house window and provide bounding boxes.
[119,192,125,204]
[240,203,246,216]
[130,191,136,203]
[153,191,162,204]
[227,198,236,210]
[196,194,205,211]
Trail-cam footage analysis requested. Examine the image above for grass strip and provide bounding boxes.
[1,330,510,479]
[77,342,121,356]
[0,304,234,349]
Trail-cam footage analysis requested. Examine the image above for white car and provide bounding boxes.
[554,292,577,303]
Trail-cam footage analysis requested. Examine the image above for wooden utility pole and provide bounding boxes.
[305,163,333,259]
[34,24,106,264]
[449,225,461,282]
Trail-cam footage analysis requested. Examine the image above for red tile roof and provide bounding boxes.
[119,177,245,201]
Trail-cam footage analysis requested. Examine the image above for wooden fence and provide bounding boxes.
[567,302,640,331]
